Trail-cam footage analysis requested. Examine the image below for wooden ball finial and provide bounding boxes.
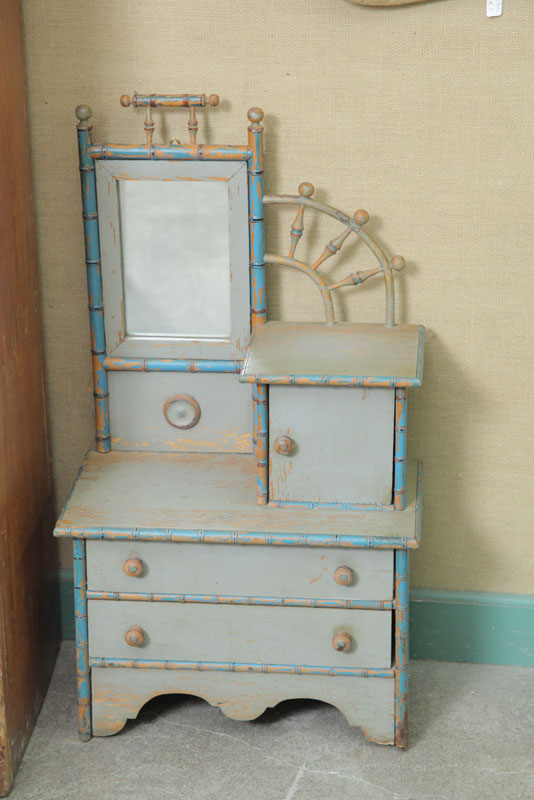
[355,209,370,226]
[120,94,131,107]
[75,104,92,122]
[208,94,219,107]
[391,255,406,271]
[298,182,314,198]
[247,107,264,124]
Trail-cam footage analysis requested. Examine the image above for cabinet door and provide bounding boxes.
[269,385,394,506]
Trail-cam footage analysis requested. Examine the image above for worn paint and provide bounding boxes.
[394,548,409,748]
[247,108,266,333]
[73,539,91,741]
[394,388,407,510]
[241,373,421,388]
[86,589,394,611]
[103,358,241,373]
[271,499,394,511]
[76,109,110,452]
[264,194,397,327]
[264,254,335,326]
[256,384,268,504]
[89,657,394,679]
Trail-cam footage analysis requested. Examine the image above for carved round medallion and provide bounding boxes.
[163,394,201,429]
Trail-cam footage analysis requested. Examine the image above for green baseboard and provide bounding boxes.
[409,589,534,667]
[58,571,534,667]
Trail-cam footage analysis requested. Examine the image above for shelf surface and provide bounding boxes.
[55,451,422,548]
[240,322,424,386]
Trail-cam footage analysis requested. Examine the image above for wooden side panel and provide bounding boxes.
[91,667,395,744]
[0,0,59,792]
[108,372,252,453]
[269,386,395,505]
[86,541,394,601]
[88,601,392,668]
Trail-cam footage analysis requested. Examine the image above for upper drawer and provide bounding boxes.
[108,372,252,453]
[86,541,393,602]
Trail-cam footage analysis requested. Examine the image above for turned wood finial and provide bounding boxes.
[298,182,314,198]
[75,104,92,129]
[208,94,219,107]
[391,255,406,271]
[120,94,131,107]
[355,209,370,226]
[247,107,264,125]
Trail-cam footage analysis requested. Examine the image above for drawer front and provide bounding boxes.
[269,385,394,505]
[86,542,393,601]
[88,601,392,668]
[108,372,252,453]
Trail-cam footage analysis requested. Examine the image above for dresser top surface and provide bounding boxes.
[56,451,421,548]
[240,322,424,386]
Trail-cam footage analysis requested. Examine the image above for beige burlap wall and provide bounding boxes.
[22,0,533,592]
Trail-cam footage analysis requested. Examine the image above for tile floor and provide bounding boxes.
[8,643,534,800]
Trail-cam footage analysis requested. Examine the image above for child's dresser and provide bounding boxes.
[55,94,424,748]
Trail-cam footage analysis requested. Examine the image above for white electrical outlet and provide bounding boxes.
[487,0,502,17]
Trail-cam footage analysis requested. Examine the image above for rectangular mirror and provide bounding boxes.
[119,179,231,340]
[96,161,250,359]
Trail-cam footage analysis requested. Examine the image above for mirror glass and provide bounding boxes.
[118,179,231,339]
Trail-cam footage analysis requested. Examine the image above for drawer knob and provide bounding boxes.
[332,631,352,652]
[163,394,201,429]
[334,566,354,586]
[125,626,145,647]
[274,435,294,456]
[123,557,144,578]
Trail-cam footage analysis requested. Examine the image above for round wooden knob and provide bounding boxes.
[247,107,264,124]
[208,93,219,106]
[355,209,370,226]
[120,94,131,107]
[334,566,354,586]
[274,435,294,456]
[123,557,144,578]
[298,182,314,198]
[75,104,92,122]
[125,626,145,648]
[332,631,352,652]
[391,255,406,271]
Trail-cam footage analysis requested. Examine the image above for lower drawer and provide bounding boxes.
[88,601,392,669]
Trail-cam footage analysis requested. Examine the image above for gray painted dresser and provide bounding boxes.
[55,95,424,749]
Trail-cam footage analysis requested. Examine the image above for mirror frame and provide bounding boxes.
[96,160,250,360]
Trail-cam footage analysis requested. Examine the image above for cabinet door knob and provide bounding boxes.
[274,435,294,456]
[334,566,354,586]
[123,557,144,578]
[332,631,352,652]
[125,626,145,647]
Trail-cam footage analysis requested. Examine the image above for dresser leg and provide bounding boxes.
[73,539,92,741]
[394,549,408,748]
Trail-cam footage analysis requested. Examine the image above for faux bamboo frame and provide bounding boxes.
[86,590,395,611]
[73,539,91,741]
[89,658,394,679]
[75,105,266,467]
